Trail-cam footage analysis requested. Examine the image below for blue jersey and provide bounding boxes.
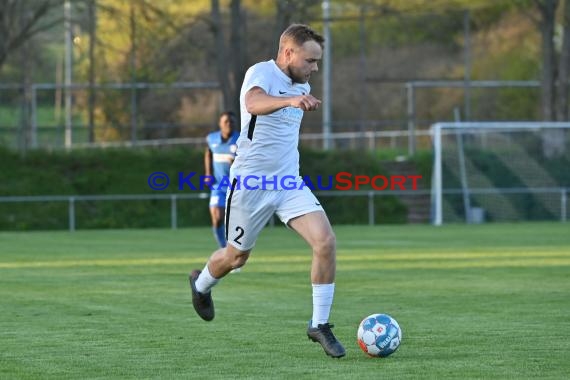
[207,130,239,190]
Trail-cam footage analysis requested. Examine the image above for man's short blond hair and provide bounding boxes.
[279,24,324,49]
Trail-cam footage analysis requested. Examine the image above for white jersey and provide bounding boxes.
[230,59,310,190]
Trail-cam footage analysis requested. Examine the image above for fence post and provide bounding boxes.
[68,196,75,232]
[562,189,567,223]
[31,85,37,148]
[368,191,375,225]
[171,194,177,230]
[367,131,375,150]
[406,83,416,156]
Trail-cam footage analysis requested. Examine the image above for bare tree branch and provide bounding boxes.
[0,0,70,69]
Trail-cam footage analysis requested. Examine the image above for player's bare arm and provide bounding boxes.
[204,147,213,187]
[245,86,321,115]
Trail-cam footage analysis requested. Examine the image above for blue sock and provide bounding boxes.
[213,225,226,248]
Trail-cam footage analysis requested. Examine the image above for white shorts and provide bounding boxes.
[225,181,323,251]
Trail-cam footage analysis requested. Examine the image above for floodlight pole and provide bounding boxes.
[322,0,332,150]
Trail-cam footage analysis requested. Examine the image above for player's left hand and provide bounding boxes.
[291,94,321,112]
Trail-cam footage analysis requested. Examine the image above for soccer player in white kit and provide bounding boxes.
[189,24,345,358]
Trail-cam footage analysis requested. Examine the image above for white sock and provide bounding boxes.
[311,283,335,328]
[195,264,219,294]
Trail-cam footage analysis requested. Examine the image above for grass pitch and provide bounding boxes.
[1,223,569,379]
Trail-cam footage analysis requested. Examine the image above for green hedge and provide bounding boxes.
[0,147,410,230]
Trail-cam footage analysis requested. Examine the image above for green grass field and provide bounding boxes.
[1,223,569,379]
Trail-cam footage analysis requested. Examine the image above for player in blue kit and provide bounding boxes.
[204,111,239,248]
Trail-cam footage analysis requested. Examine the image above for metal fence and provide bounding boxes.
[0,187,566,232]
[0,190,426,231]
[1,80,542,155]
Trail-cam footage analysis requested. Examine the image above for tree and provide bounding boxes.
[274,0,320,48]
[556,0,570,120]
[210,0,231,112]
[531,0,569,156]
[77,0,204,141]
[230,0,246,115]
[210,0,247,114]
[87,0,96,143]
[535,0,558,121]
[0,0,67,71]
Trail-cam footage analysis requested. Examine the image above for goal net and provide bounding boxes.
[430,122,570,225]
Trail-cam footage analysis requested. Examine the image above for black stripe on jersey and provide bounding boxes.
[225,178,238,240]
[247,115,257,140]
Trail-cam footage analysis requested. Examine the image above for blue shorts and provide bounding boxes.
[209,189,227,208]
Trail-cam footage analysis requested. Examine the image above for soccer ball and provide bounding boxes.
[357,313,402,357]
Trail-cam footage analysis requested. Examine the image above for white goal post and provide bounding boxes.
[430,122,570,225]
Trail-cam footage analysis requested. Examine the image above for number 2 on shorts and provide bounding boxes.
[233,226,245,245]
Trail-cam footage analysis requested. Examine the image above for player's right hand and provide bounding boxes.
[290,94,321,112]
[203,175,214,189]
